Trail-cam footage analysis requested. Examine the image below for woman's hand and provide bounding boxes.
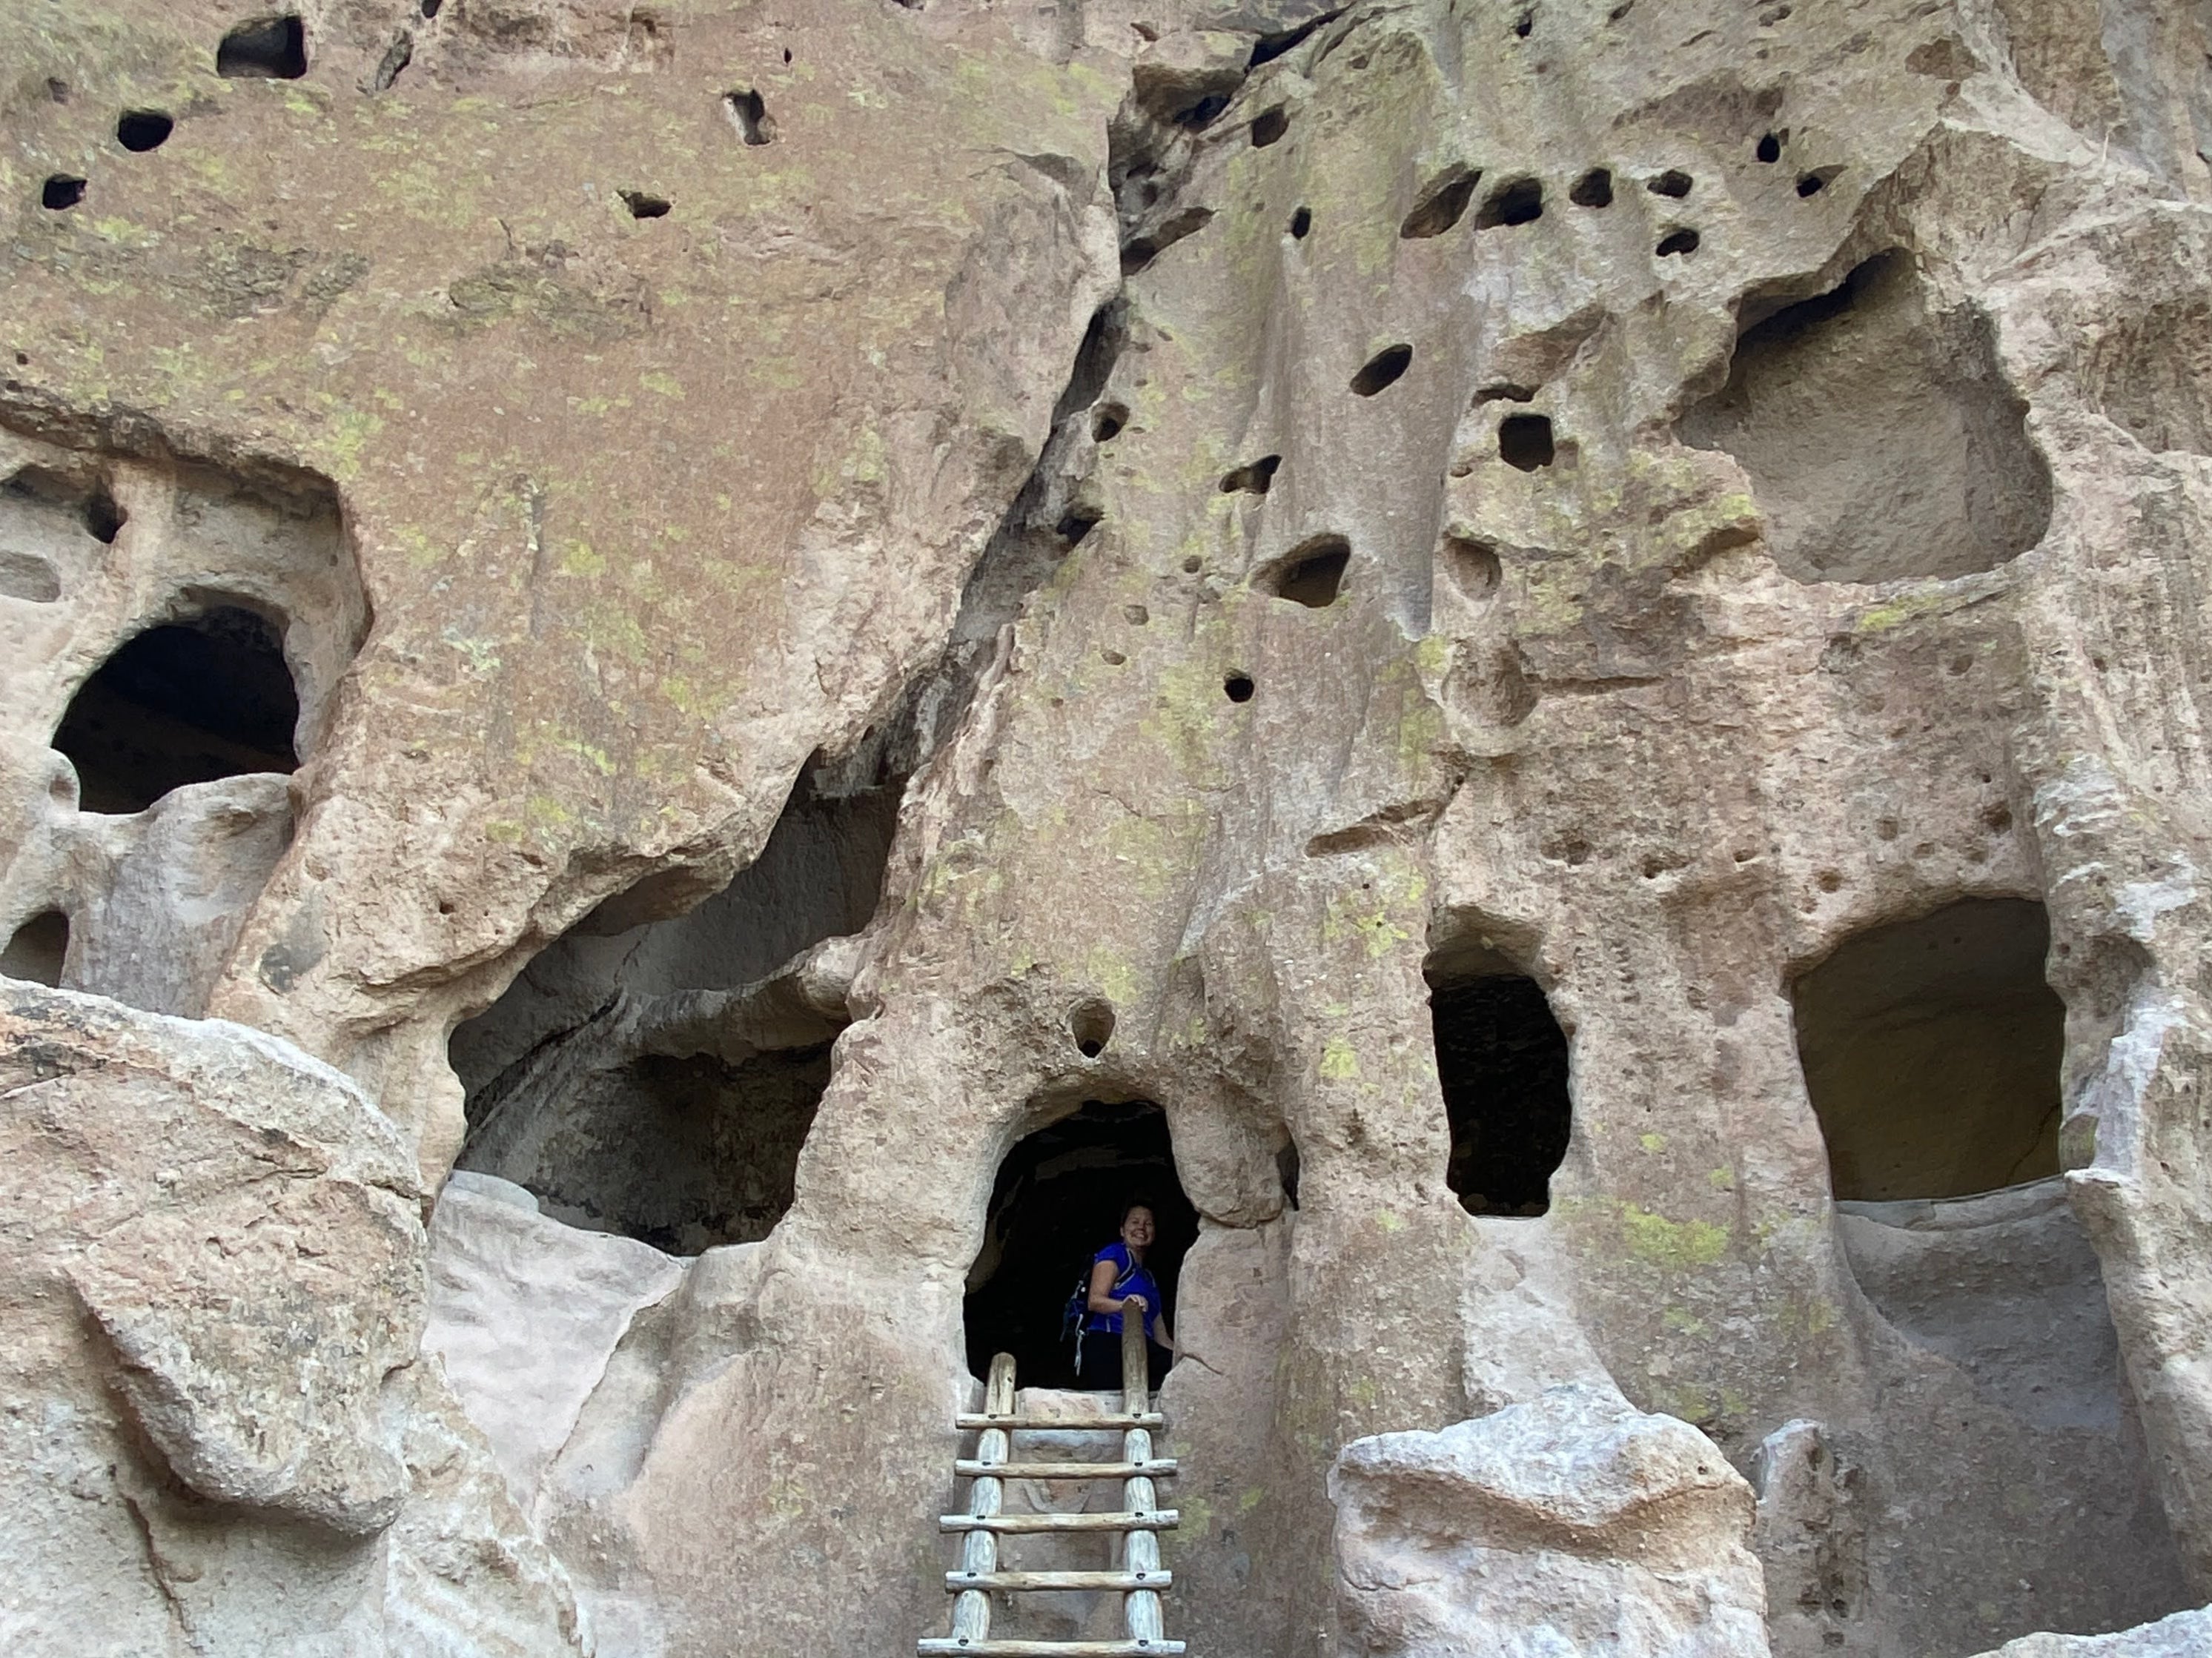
[1120,1293,1148,1314]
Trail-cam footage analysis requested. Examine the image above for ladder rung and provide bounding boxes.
[944,1569,1173,1592]
[918,1643,1185,1656]
[956,1413,1163,1431]
[938,1510,1178,1534]
[956,1460,1177,1480]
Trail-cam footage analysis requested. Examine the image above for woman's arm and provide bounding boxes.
[1153,1314,1176,1353]
[1087,1258,1148,1316]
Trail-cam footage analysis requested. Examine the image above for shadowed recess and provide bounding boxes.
[452,753,904,1252]
[1219,454,1281,494]
[1351,343,1413,396]
[116,110,173,152]
[1427,957,1572,1216]
[216,14,308,78]
[1680,250,2050,581]
[1,910,68,986]
[724,87,772,145]
[1498,414,1554,470]
[1569,168,1613,207]
[964,1099,1196,1382]
[1476,176,1543,228]
[1401,165,1480,239]
[53,604,299,815]
[1793,898,2063,1201]
[1266,534,1349,606]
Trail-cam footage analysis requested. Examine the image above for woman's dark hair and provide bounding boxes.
[1118,1200,1156,1226]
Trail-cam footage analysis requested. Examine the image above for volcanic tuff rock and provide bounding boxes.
[4,0,2212,1654]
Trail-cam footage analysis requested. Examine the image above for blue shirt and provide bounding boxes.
[1083,1241,1162,1340]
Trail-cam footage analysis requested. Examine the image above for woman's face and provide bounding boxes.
[1120,1207,1156,1250]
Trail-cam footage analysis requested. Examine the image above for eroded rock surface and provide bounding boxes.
[6,0,2212,1654]
[1331,1382,1769,1657]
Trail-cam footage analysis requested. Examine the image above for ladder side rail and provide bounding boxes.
[1119,1319,1168,1644]
[949,1353,1018,1643]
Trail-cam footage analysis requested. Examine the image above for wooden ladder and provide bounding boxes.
[919,1319,1184,1657]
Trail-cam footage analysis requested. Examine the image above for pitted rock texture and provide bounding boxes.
[6,0,2212,1655]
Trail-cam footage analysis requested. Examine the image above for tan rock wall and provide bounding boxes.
[5,0,2212,1654]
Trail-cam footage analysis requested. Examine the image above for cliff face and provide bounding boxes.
[4,0,2212,1654]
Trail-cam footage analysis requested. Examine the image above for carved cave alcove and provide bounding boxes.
[1425,935,1573,1216]
[964,1098,1197,1385]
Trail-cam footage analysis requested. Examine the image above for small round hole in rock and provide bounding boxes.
[421,0,443,16]
[1498,414,1554,470]
[1569,168,1612,208]
[1512,10,1533,36]
[216,15,308,79]
[1350,343,1412,397]
[1219,454,1280,495]
[1756,130,1782,163]
[1646,169,1692,198]
[1223,672,1256,702]
[116,110,174,153]
[1476,176,1544,228]
[620,190,671,219]
[1289,205,1312,239]
[1269,534,1349,607]
[40,176,85,211]
[1092,402,1127,442]
[1251,107,1288,147]
[1058,506,1103,545]
[1655,227,1700,256]
[1070,999,1116,1058]
[1796,167,1839,197]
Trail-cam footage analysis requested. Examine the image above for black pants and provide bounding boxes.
[1076,1329,1171,1392]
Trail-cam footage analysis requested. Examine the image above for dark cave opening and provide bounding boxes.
[1351,343,1412,396]
[452,754,904,1251]
[1427,955,1572,1216]
[1570,168,1614,208]
[1477,176,1543,228]
[216,15,308,79]
[116,110,174,152]
[1,910,69,986]
[1792,897,2064,1202]
[1401,165,1480,239]
[1268,535,1350,607]
[53,603,301,815]
[964,1099,1197,1385]
[1498,414,1555,471]
[724,88,772,145]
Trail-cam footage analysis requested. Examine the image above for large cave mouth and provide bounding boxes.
[1792,897,2064,1202]
[1680,250,2052,583]
[53,603,300,815]
[964,1099,1197,1385]
[1426,946,1572,1216]
[451,755,904,1252]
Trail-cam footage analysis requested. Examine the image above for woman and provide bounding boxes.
[1079,1202,1176,1390]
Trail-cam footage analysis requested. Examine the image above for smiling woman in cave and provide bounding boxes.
[1077,1202,1177,1390]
